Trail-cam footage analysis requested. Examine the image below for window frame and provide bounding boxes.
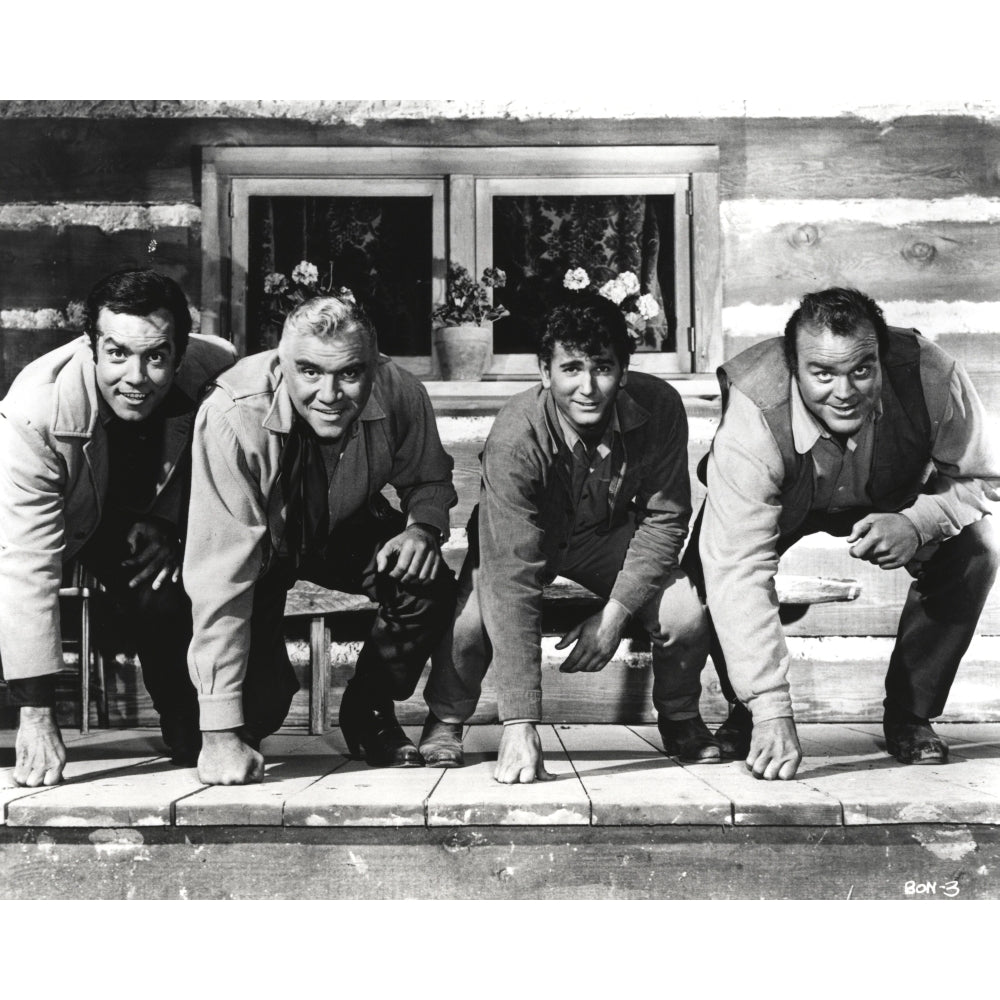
[201,145,723,376]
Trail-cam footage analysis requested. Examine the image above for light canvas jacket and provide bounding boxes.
[0,333,238,682]
[183,349,457,730]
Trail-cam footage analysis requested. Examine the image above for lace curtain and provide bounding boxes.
[493,195,674,354]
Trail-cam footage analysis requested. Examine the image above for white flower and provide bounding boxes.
[563,267,590,291]
[291,261,319,286]
[598,278,627,305]
[619,271,640,296]
[264,272,288,295]
[624,311,641,328]
[636,294,660,320]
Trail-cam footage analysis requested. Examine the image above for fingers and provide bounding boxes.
[847,516,872,543]
[555,625,581,651]
[375,541,395,575]
[517,766,536,784]
[536,762,556,782]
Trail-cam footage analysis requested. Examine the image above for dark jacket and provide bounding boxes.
[477,371,691,720]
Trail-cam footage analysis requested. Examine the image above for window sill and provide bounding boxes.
[424,374,721,415]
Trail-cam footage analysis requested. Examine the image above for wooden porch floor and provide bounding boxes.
[3,722,999,828]
[3,724,999,898]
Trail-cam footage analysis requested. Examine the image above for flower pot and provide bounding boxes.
[433,324,493,381]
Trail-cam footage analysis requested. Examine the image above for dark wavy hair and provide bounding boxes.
[85,269,193,359]
[538,293,634,368]
[783,287,889,370]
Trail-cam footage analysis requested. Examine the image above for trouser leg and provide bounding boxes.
[638,570,710,719]
[561,519,709,720]
[79,518,199,739]
[423,549,492,724]
[302,504,457,711]
[681,504,737,704]
[885,517,1000,720]
[240,565,302,743]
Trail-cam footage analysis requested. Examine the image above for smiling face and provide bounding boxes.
[278,326,376,441]
[793,321,882,438]
[540,341,627,442]
[93,307,181,422]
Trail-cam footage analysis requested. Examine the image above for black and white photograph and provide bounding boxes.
[0,6,998,923]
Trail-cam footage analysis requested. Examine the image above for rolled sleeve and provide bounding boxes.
[701,388,793,722]
[478,440,549,723]
[0,408,68,682]
[901,354,1000,545]
[389,375,457,539]
[609,390,691,614]
[183,399,270,731]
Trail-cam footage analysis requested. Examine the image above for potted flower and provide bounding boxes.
[431,264,509,380]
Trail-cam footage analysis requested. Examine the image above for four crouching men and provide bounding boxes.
[4,279,997,789]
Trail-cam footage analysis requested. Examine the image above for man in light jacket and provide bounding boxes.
[184,294,457,785]
[0,269,237,785]
[693,287,1000,780]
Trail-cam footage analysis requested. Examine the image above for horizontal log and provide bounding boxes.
[0,226,199,308]
[1,114,999,203]
[724,218,1000,305]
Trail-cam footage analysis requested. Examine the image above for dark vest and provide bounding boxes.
[713,327,934,538]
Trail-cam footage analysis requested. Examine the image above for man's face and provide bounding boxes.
[540,341,627,441]
[94,307,181,422]
[278,326,376,441]
[793,321,882,437]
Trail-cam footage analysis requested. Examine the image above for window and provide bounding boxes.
[202,146,722,377]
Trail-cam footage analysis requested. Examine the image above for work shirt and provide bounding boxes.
[477,372,692,721]
[701,338,1000,723]
[183,350,457,731]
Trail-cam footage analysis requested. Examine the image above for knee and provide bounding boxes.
[649,573,709,649]
[131,578,191,624]
[959,517,1000,580]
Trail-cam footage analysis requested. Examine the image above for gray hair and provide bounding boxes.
[281,295,377,350]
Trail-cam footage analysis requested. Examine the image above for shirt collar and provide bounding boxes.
[789,378,882,454]
[554,403,620,461]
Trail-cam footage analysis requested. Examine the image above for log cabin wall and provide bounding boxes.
[1,101,997,725]
[2,100,998,404]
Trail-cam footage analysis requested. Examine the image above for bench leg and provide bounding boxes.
[80,592,90,735]
[310,615,331,734]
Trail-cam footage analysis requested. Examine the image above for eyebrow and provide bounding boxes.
[101,336,173,353]
[808,352,877,370]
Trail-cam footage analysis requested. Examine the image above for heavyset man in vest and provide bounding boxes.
[694,287,1000,780]
[184,294,457,785]
[0,269,237,785]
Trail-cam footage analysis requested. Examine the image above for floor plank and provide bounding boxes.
[6,759,205,827]
[281,727,445,827]
[629,724,844,825]
[426,726,590,826]
[176,735,347,827]
[1,730,172,823]
[555,725,732,826]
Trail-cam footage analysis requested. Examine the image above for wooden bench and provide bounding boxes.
[284,568,861,734]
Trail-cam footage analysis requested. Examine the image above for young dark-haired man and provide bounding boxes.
[0,269,236,785]
[421,294,716,782]
[693,287,1000,780]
